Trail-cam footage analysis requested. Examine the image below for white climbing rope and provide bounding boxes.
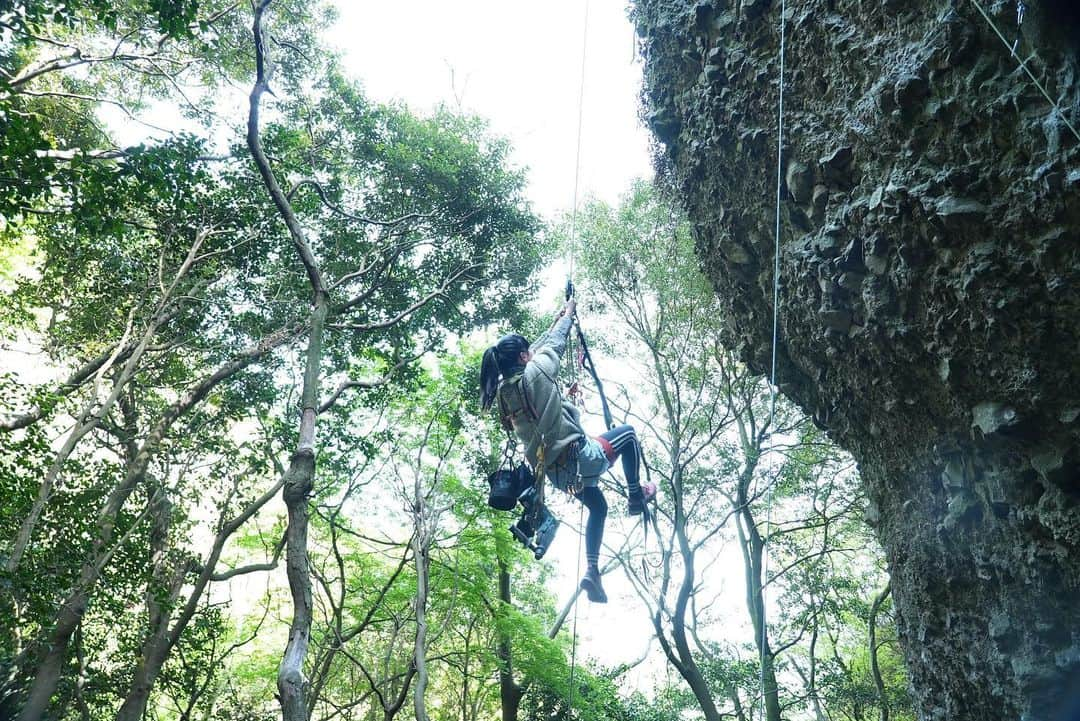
[768,0,785,428]
[567,503,584,712]
[968,0,1080,143]
[568,0,591,281]
[566,0,590,714]
[761,0,786,718]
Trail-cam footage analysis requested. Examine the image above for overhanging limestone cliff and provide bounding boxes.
[632,1,1080,718]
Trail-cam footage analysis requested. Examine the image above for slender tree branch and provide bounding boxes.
[247,0,325,296]
[286,179,429,227]
[870,581,893,721]
[316,351,420,413]
[329,265,479,333]
[209,533,287,581]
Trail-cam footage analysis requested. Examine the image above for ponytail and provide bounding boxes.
[480,346,501,411]
[479,333,531,412]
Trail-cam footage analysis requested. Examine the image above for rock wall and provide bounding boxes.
[632,1,1080,718]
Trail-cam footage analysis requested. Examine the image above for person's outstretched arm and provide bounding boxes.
[529,298,576,360]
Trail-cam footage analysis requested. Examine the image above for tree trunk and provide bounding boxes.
[668,523,724,721]
[114,478,283,721]
[277,447,316,721]
[246,3,329,718]
[869,582,892,721]
[114,491,186,721]
[496,563,524,721]
[18,595,85,721]
[73,623,91,721]
[274,296,327,721]
[735,477,780,721]
[806,601,827,721]
[18,452,168,721]
[644,345,725,721]
[729,689,748,721]
[411,556,429,721]
[412,476,431,721]
[461,624,470,721]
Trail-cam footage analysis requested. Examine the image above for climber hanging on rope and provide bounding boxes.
[479,296,656,603]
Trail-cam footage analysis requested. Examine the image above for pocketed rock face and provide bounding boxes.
[633,1,1080,719]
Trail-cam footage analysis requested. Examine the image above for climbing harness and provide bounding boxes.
[968,0,1080,143]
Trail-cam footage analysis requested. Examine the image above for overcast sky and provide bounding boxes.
[326,0,654,220]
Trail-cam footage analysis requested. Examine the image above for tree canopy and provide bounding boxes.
[1,4,913,721]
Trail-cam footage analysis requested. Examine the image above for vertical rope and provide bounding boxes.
[566,8,590,714]
[768,0,786,429]
[568,0,590,281]
[761,1,786,720]
[567,504,584,715]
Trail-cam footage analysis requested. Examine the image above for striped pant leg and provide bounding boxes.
[578,486,607,568]
[598,424,641,497]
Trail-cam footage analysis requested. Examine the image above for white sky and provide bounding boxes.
[326,0,654,220]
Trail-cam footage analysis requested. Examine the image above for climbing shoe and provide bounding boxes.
[627,482,657,516]
[580,566,608,604]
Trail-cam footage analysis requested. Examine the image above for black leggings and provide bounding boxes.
[598,424,641,496]
[577,425,640,569]
[579,486,607,567]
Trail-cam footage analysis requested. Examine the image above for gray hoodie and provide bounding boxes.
[497,314,584,471]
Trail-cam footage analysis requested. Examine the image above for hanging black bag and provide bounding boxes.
[487,463,534,511]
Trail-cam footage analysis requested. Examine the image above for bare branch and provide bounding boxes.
[286,179,429,228]
[272,37,312,63]
[209,533,287,581]
[247,0,325,296]
[316,351,421,413]
[0,339,145,432]
[329,265,479,333]
[18,89,176,136]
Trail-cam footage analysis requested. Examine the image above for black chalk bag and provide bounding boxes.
[487,464,534,511]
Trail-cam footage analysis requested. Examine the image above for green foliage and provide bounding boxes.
[559,178,914,721]
[0,102,59,219]
[571,178,717,341]
[623,683,699,721]
[522,670,633,721]
[5,0,200,37]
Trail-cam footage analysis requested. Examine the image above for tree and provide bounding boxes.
[244,4,539,716]
[2,2,541,716]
